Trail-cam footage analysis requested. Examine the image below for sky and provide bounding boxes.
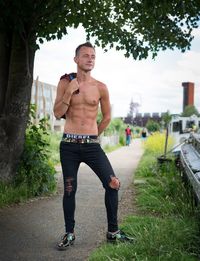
[33,26,200,118]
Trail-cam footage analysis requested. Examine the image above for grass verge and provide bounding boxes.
[47,131,62,165]
[88,133,200,261]
[104,144,122,153]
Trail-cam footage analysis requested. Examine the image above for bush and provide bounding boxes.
[182,105,199,117]
[146,119,160,132]
[119,135,126,146]
[144,132,174,155]
[15,106,56,197]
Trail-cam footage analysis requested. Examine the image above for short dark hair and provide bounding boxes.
[75,42,95,56]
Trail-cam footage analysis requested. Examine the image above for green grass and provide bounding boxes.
[89,215,199,261]
[104,144,122,153]
[46,131,62,165]
[0,182,29,207]
[88,135,200,261]
[0,173,56,208]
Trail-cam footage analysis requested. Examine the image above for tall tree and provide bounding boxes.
[0,1,200,181]
[182,105,200,117]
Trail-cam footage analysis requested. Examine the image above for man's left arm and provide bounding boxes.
[98,84,111,136]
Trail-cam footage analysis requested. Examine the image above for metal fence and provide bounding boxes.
[179,133,200,203]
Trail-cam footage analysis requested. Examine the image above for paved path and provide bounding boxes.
[0,139,143,261]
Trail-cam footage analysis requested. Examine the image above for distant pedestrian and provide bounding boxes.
[141,128,147,141]
[125,125,132,146]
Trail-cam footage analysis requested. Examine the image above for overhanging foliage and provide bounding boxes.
[1,0,200,59]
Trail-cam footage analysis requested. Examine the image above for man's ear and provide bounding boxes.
[74,56,78,64]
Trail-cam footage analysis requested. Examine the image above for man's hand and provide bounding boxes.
[67,79,79,95]
[62,79,79,105]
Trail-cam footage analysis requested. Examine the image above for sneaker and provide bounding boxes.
[106,230,135,243]
[57,233,75,250]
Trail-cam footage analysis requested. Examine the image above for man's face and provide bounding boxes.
[74,47,95,72]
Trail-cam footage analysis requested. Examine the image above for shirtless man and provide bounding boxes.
[54,42,133,250]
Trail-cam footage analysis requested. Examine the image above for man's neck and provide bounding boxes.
[77,70,92,83]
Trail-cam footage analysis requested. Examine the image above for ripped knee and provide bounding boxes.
[109,176,120,190]
[65,177,74,195]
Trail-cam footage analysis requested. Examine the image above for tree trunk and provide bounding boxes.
[164,125,169,158]
[0,30,35,181]
[0,32,11,114]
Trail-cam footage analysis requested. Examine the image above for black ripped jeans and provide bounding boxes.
[60,140,119,233]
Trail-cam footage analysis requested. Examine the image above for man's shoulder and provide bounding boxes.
[58,73,77,89]
[93,78,107,91]
[60,72,77,81]
[91,77,105,85]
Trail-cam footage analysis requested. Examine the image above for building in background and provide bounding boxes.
[131,112,163,127]
[182,82,194,112]
[31,77,65,131]
[125,82,198,127]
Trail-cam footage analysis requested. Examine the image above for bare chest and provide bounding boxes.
[70,85,100,107]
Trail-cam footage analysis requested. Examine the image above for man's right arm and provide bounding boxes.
[53,79,78,119]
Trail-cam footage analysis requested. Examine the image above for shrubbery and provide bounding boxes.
[146,119,160,132]
[0,106,57,207]
[15,106,56,197]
